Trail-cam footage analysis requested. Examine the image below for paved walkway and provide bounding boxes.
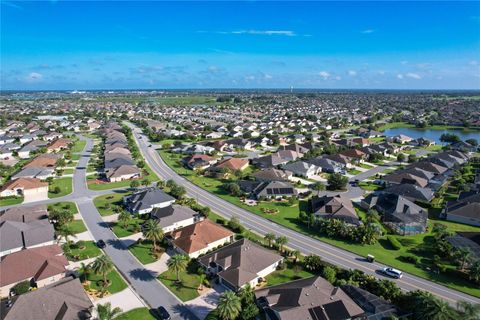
[144,251,171,277]
[118,232,143,247]
[186,285,226,320]
[93,287,145,312]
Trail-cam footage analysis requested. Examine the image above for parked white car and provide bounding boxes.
[380,267,403,279]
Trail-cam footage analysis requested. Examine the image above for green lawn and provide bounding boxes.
[66,219,87,234]
[0,196,23,207]
[85,269,127,295]
[159,149,480,298]
[48,177,73,198]
[129,240,162,265]
[63,240,102,260]
[357,163,374,169]
[358,181,383,191]
[48,201,78,214]
[71,140,86,153]
[71,154,81,161]
[347,168,362,175]
[265,260,315,287]
[62,168,75,175]
[88,163,159,191]
[93,192,130,216]
[158,269,201,302]
[378,122,416,131]
[116,308,156,320]
[112,217,144,238]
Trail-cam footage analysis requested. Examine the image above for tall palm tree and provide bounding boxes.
[469,260,480,284]
[292,250,301,264]
[457,301,480,320]
[96,302,123,320]
[78,262,90,283]
[142,219,164,253]
[276,236,288,252]
[457,248,473,270]
[91,255,114,296]
[118,211,131,229]
[264,233,275,247]
[217,291,241,320]
[167,254,189,282]
[56,225,76,244]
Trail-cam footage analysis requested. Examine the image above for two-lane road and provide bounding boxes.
[127,123,480,306]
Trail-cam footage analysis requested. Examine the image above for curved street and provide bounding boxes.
[126,122,480,306]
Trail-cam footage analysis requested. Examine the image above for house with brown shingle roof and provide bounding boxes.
[199,239,283,291]
[169,220,234,258]
[24,154,62,168]
[46,138,72,153]
[3,277,93,320]
[0,245,68,297]
[0,205,48,223]
[212,157,249,172]
[0,178,49,201]
[311,194,360,226]
[106,164,141,182]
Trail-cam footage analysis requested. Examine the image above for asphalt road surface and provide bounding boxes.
[127,122,480,306]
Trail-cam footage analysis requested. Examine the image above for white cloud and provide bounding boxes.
[347,70,357,76]
[361,29,375,34]
[470,60,479,66]
[203,30,298,37]
[406,72,422,79]
[335,76,342,80]
[264,74,273,79]
[318,71,330,79]
[25,72,43,82]
[401,60,408,65]
[397,74,404,79]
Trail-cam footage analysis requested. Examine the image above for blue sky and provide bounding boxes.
[1,1,479,90]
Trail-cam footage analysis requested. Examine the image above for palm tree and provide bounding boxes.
[142,219,164,253]
[276,236,288,253]
[264,233,275,247]
[457,248,473,270]
[292,250,301,264]
[217,291,241,320]
[91,255,114,296]
[198,273,206,290]
[457,301,480,320]
[414,292,457,320]
[167,254,189,282]
[78,262,90,283]
[56,225,76,244]
[469,260,480,284]
[96,302,123,320]
[118,211,131,229]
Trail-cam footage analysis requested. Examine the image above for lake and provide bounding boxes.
[383,128,480,144]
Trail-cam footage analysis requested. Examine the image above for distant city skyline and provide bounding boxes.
[1,1,479,90]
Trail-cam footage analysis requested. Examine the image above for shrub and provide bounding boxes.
[12,280,30,295]
[387,236,402,250]
[399,255,419,264]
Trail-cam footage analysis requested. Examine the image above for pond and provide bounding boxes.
[383,127,480,145]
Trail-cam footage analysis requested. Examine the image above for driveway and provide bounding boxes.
[93,287,145,313]
[186,285,226,320]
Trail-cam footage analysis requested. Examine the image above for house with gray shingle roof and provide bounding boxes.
[151,204,199,233]
[123,187,176,215]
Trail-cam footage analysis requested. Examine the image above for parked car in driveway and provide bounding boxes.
[380,267,403,279]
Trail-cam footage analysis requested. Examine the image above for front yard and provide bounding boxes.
[111,216,145,238]
[0,196,23,207]
[63,240,102,261]
[87,165,159,191]
[66,219,88,234]
[93,192,130,216]
[129,240,163,264]
[158,268,202,302]
[84,268,127,295]
[116,308,155,320]
[48,177,73,198]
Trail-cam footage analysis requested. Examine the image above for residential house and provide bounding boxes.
[341,285,400,319]
[0,219,55,257]
[446,232,480,261]
[362,193,428,235]
[182,154,218,170]
[282,161,320,179]
[46,138,71,153]
[106,164,141,182]
[252,168,293,182]
[168,220,234,258]
[310,194,360,226]
[199,239,283,291]
[255,276,364,320]
[392,134,413,144]
[3,277,93,320]
[18,140,48,159]
[11,167,55,181]
[151,205,199,233]
[307,156,345,174]
[123,188,176,215]
[0,205,48,223]
[382,184,434,203]
[443,193,480,227]
[0,245,68,297]
[239,180,297,199]
[0,178,49,202]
